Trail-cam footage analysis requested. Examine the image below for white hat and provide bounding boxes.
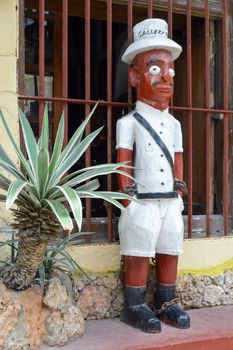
[122,18,182,64]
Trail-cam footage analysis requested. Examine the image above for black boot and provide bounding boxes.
[121,286,161,333]
[154,283,190,329]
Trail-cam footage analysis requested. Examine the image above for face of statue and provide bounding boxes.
[129,49,175,111]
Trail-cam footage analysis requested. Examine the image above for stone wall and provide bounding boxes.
[147,268,233,309]
[1,268,233,349]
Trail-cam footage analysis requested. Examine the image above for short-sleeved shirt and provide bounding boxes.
[116,101,183,194]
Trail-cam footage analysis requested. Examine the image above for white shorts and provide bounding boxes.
[118,196,184,257]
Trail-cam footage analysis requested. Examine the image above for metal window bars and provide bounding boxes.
[19,0,233,241]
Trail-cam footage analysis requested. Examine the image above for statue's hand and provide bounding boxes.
[174,178,188,197]
[122,199,131,208]
[119,183,137,208]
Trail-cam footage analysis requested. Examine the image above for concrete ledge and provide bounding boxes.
[41,305,233,350]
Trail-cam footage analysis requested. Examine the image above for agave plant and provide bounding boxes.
[0,230,91,296]
[0,104,134,290]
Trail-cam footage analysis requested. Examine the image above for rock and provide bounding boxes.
[180,275,193,285]
[224,271,233,288]
[0,281,21,349]
[45,305,85,346]
[223,287,233,305]
[78,285,111,319]
[212,274,225,286]
[194,279,205,294]
[202,276,212,286]
[18,286,50,348]
[45,311,68,346]
[73,278,85,292]
[43,277,70,311]
[3,315,30,350]
[96,276,118,290]
[203,285,225,306]
[63,305,85,338]
[110,289,123,318]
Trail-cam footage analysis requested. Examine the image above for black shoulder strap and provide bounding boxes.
[133,112,174,175]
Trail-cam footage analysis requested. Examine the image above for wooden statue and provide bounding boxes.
[116,18,190,333]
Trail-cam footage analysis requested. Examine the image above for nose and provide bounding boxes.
[162,69,170,82]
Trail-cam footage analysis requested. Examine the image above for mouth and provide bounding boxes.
[154,85,173,93]
[152,82,173,88]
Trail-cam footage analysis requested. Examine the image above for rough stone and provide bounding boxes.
[18,286,50,348]
[45,311,68,346]
[73,278,85,292]
[194,279,205,294]
[45,305,85,346]
[96,276,118,290]
[224,270,233,288]
[43,277,70,311]
[181,293,204,309]
[223,287,233,305]
[110,288,123,318]
[78,285,112,319]
[181,275,193,285]
[202,276,212,286]
[62,305,85,338]
[3,314,30,350]
[203,285,225,306]
[2,267,233,349]
[212,274,225,286]
[0,281,21,349]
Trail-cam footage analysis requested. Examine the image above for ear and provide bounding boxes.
[129,66,139,87]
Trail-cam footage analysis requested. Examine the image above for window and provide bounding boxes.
[19,0,233,241]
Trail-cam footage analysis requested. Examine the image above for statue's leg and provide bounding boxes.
[154,253,190,329]
[121,256,161,333]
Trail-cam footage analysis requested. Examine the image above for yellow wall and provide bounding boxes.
[66,237,233,276]
[0,0,19,223]
[1,235,233,277]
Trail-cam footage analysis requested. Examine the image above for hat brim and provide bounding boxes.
[122,37,182,64]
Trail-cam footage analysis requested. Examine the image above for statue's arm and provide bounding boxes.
[174,152,187,197]
[117,147,133,207]
[174,152,183,181]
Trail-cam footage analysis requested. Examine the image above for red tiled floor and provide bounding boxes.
[42,305,233,350]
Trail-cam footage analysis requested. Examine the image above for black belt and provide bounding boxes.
[137,192,178,199]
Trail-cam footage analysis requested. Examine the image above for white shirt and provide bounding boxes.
[116,101,183,194]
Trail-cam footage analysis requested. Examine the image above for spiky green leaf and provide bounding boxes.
[66,167,135,188]
[18,108,38,176]
[58,271,74,300]
[45,232,94,271]
[38,265,46,294]
[0,145,19,170]
[49,112,65,176]
[77,190,125,210]
[40,104,49,151]
[62,161,131,182]
[0,159,26,181]
[55,186,82,230]
[44,199,73,229]
[6,180,28,209]
[0,110,35,182]
[58,103,98,167]
[75,179,100,192]
[37,148,49,199]
[48,127,103,188]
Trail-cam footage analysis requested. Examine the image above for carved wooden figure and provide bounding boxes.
[116,18,190,333]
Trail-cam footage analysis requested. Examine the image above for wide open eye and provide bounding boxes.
[149,65,161,75]
[168,68,175,77]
